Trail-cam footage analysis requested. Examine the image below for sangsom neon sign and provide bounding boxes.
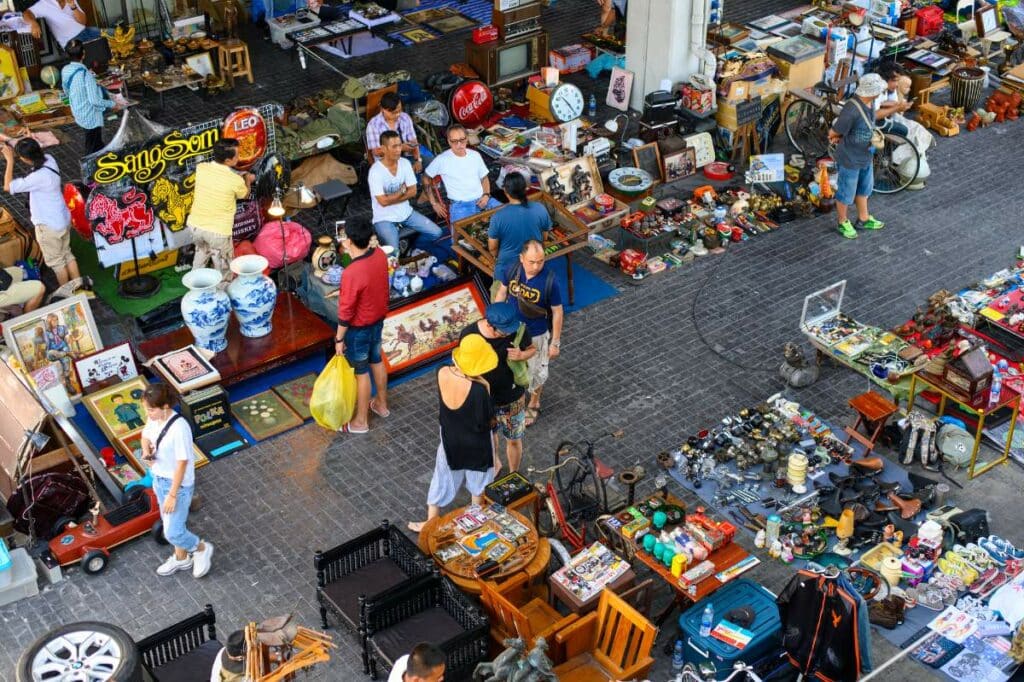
[91,128,220,185]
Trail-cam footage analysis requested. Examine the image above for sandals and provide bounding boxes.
[338,423,369,434]
[525,406,541,428]
[369,399,391,419]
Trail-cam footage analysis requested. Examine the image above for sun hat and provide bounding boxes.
[485,302,520,335]
[855,73,885,98]
[452,334,498,377]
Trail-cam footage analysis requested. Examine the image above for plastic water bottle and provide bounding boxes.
[989,368,1003,408]
[588,93,597,118]
[671,640,685,673]
[700,603,714,638]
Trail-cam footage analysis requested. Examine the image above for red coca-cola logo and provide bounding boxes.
[450,80,493,127]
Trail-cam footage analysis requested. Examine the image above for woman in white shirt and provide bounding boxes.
[140,383,215,578]
[3,138,79,285]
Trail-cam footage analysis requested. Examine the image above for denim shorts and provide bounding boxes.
[835,164,874,206]
[344,321,384,375]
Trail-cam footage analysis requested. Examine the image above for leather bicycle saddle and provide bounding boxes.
[888,493,922,519]
[850,456,885,473]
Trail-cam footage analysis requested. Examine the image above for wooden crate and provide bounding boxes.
[539,155,629,234]
[452,192,590,277]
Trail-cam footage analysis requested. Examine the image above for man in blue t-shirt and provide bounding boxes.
[495,240,563,428]
[487,173,551,296]
[829,74,886,239]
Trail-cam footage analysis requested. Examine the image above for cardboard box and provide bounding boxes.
[769,53,825,92]
[680,83,714,114]
[549,43,595,74]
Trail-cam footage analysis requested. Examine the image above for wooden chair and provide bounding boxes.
[617,578,655,619]
[478,574,578,660]
[552,589,657,682]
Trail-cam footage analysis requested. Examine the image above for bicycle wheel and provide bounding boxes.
[873,131,919,194]
[785,100,830,160]
[554,441,599,519]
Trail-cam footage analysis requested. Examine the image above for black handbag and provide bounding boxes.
[946,508,990,545]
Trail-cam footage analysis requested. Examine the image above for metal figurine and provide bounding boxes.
[474,637,526,682]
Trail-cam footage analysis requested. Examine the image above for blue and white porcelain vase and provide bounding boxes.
[227,254,277,338]
[180,268,231,352]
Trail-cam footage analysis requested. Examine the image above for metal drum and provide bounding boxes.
[950,66,986,111]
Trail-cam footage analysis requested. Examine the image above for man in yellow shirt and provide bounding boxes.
[187,139,254,274]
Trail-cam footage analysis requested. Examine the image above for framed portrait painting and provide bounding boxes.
[606,66,633,112]
[381,278,488,375]
[662,148,697,182]
[83,376,150,441]
[3,294,102,401]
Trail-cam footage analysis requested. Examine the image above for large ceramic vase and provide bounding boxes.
[180,268,231,352]
[227,254,277,338]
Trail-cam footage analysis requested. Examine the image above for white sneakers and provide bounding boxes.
[192,541,214,578]
[156,554,193,576]
[156,540,214,578]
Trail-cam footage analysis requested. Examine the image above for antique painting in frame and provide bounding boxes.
[3,294,102,401]
[381,278,488,375]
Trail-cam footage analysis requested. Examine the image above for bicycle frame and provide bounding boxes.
[543,479,587,554]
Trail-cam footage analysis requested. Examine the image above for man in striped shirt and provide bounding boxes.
[366,92,421,172]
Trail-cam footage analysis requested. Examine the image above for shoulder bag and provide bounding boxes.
[853,99,886,151]
[507,323,530,387]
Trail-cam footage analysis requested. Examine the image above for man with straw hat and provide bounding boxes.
[829,73,886,239]
[409,334,498,532]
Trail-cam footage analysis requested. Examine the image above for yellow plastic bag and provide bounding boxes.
[310,355,357,431]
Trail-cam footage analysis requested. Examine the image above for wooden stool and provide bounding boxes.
[844,390,899,455]
[218,39,253,87]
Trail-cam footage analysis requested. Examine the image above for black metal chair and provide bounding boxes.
[362,574,489,681]
[136,604,220,681]
[314,520,433,670]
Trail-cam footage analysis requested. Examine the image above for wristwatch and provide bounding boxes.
[551,339,561,348]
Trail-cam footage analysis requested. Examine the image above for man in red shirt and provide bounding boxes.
[335,219,390,433]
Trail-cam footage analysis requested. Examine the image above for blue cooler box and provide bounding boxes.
[678,579,782,675]
[0,538,11,587]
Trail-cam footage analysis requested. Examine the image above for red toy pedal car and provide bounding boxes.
[46,487,167,575]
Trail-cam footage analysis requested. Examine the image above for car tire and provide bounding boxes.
[16,621,143,682]
[81,549,109,575]
[151,519,168,545]
[50,515,75,538]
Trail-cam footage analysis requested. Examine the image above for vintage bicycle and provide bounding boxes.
[783,80,921,194]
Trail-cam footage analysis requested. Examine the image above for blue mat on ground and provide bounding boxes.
[70,352,327,463]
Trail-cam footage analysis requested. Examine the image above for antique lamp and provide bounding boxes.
[834,509,855,556]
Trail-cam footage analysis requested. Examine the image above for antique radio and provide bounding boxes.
[942,346,993,400]
[492,0,542,40]
[465,31,548,87]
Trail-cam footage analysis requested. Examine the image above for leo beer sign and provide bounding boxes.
[222,108,267,171]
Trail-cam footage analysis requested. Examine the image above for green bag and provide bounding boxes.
[508,323,530,387]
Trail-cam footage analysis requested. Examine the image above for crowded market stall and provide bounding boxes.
[0,0,1022,680]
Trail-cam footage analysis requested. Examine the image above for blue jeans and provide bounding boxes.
[449,197,502,224]
[74,27,102,43]
[344,321,383,375]
[374,210,443,252]
[835,164,874,205]
[879,118,909,137]
[152,476,199,552]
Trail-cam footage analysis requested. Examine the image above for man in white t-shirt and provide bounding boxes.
[369,130,443,253]
[23,0,100,49]
[388,643,445,682]
[426,124,501,225]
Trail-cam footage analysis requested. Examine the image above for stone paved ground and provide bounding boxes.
[3,0,1024,680]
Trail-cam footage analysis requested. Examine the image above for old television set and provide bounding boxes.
[465,31,549,86]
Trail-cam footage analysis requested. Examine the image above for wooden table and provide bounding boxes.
[451,193,590,306]
[137,292,335,386]
[416,504,551,596]
[908,370,1021,479]
[619,494,752,626]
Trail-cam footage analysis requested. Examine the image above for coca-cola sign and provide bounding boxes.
[449,80,494,128]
